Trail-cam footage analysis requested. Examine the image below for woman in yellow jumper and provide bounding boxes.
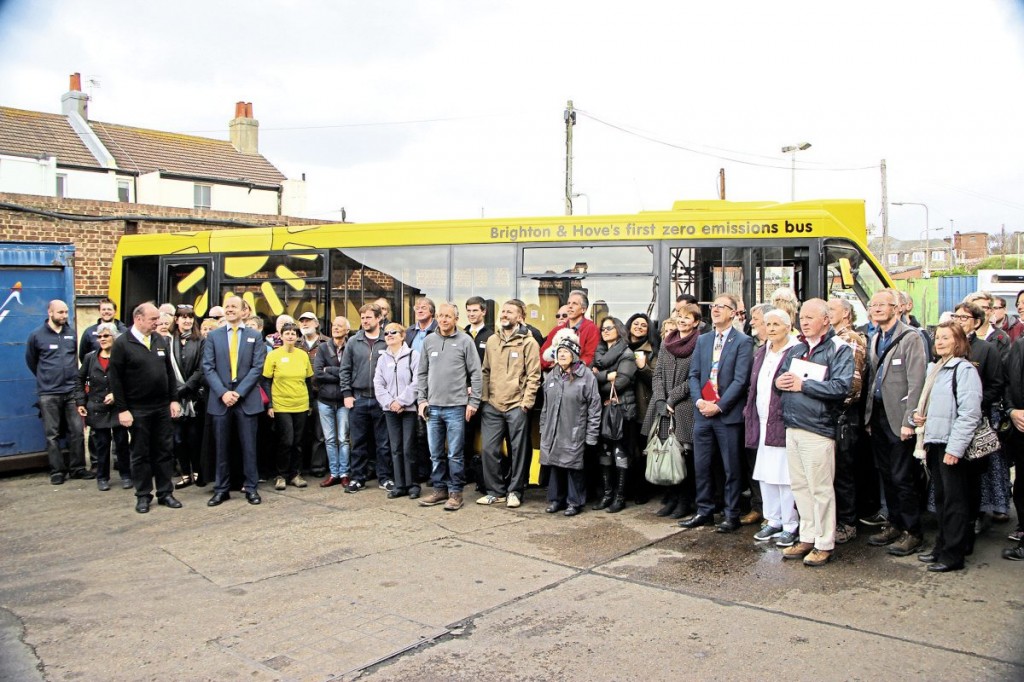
[262,322,314,491]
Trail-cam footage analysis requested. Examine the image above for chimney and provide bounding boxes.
[229,101,259,154]
[61,72,89,119]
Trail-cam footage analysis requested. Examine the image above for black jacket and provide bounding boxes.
[79,319,129,363]
[464,323,494,362]
[25,321,79,395]
[314,337,346,405]
[170,334,205,403]
[968,335,1004,412]
[76,351,118,429]
[108,331,177,415]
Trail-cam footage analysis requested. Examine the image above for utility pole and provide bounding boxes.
[564,100,575,216]
[880,159,889,267]
[718,168,726,200]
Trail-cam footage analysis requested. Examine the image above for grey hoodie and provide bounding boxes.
[416,329,482,408]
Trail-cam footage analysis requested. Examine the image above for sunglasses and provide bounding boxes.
[600,326,616,332]
[555,313,569,319]
[383,330,402,337]
[96,334,113,339]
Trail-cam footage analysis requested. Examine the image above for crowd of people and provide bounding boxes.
[23,285,1024,570]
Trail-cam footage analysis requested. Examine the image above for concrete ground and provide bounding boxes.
[0,472,1021,681]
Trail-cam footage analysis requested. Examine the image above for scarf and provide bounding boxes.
[662,329,697,359]
[913,356,954,460]
[593,339,629,370]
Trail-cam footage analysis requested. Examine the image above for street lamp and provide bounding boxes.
[891,201,932,276]
[781,142,811,201]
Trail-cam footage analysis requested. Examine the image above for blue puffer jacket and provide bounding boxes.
[922,358,982,459]
[777,328,854,439]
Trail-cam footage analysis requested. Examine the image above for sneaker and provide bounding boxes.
[379,480,395,492]
[782,542,814,559]
[97,479,111,492]
[868,525,902,546]
[835,523,857,545]
[289,475,307,488]
[274,476,286,491]
[419,488,448,506]
[443,492,464,511]
[859,512,888,527]
[1007,529,1024,543]
[886,531,923,557]
[804,548,832,567]
[476,494,506,505]
[121,478,133,489]
[1002,544,1024,561]
[774,530,798,548]
[754,525,784,542]
[344,480,365,494]
[506,492,521,509]
[50,473,65,485]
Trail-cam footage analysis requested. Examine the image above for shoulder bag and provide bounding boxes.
[600,384,625,441]
[951,364,999,460]
[644,416,686,485]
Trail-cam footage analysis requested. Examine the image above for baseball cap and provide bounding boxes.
[298,312,317,321]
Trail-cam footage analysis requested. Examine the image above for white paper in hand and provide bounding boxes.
[790,358,827,382]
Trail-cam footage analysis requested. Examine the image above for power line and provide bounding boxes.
[179,112,506,135]
[575,109,878,172]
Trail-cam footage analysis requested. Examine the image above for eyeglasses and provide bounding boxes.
[993,305,1006,310]
[736,310,747,318]
[383,330,402,337]
[600,326,616,332]
[950,314,975,321]
[96,334,112,339]
[555,313,569,319]
[710,303,734,311]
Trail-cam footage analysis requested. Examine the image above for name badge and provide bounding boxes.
[49,344,59,349]
[157,351,166,357]
[378,349,385,354]
[479,342,487,348]
[548,382,554,388]
[511,352,519,358]
[281,357,290,363]
[431,351,439,357]
[892,359,902,366]
[246,337,255,343]
[64,336,73,340]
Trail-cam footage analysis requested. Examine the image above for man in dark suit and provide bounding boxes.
[682,293,755,533]
[202,295,267,506]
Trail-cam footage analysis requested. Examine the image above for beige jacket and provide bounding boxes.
[481,325,541,411]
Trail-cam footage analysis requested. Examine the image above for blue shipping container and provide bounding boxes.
[938,275,978,317]
[0,242,76,460]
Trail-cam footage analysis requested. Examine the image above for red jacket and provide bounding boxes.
[539,318,599,369]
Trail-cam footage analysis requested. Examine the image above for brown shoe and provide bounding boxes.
[886,531,923,557]
[419,488,448,506]
[803,548,832,567]
[443,492,464,511]
[868,525,902,546]
[740,510,763,525]
[782,542,814,560]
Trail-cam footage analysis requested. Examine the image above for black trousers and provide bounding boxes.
[92,426,130,482]
[870,402,921,535]
[173,415,204,479]
[39,392,86,475]
[274,411,307,480]
[480,403,531,497]
[927,443,982,567]
[834,408,860,526]
[129,407,175,501]
[385,410,418,492]
[547,466,586,507]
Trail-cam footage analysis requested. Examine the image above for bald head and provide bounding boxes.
[133,302,160,336]
[47,299,69,329]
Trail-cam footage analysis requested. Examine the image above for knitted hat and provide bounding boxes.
[555,331,581,362]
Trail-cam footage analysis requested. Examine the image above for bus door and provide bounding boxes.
[159,256,215,318]
[666,242,811,315]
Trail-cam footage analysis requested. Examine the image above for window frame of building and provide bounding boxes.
[56,173,67,199]
[194,183,212,210]
[117,179,131,203]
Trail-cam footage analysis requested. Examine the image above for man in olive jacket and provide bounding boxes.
[477,300,541,509]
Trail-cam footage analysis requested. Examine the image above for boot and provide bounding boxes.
[592,466,614,510]
[670,494,693,519]
[607,468,628,513]
[655,490,679,517]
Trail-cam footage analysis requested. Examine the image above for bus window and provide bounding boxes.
[452,244,515,329]
[825,240,886,324]
[519,245,656,335]
[753,246,807,306]
[670,246,746,307]
[220,252,326,321]
[162,257,213,317]
[333,246,449,327]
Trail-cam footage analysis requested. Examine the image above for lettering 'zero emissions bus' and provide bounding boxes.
[108,199,893,334]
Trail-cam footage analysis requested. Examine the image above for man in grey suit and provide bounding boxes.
[202,295,267,506]
[864,288,927,557]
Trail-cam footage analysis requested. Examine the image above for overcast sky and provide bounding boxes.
[2,0,1022,240]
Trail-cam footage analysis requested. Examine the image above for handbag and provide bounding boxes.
[600,384,625,441]
[951,363,1000,461]
[644,416,686,485]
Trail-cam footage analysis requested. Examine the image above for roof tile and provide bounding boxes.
[0,107,102,168]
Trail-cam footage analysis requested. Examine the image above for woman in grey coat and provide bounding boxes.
[540,333,601,516]
[912,321,983,573]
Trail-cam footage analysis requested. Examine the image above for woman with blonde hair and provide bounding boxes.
[374,322,421,499]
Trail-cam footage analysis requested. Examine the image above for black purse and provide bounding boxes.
[600,384,624,441]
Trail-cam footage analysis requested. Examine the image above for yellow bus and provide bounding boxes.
[108,198,892,332]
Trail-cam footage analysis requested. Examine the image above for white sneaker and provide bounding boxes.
[506,492,521,508]
[476,494,505,505]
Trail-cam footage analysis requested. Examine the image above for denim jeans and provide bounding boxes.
[317,401,350,477]
[39,392,86,475]
[427,405,467,493]
[349,396,392,484]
